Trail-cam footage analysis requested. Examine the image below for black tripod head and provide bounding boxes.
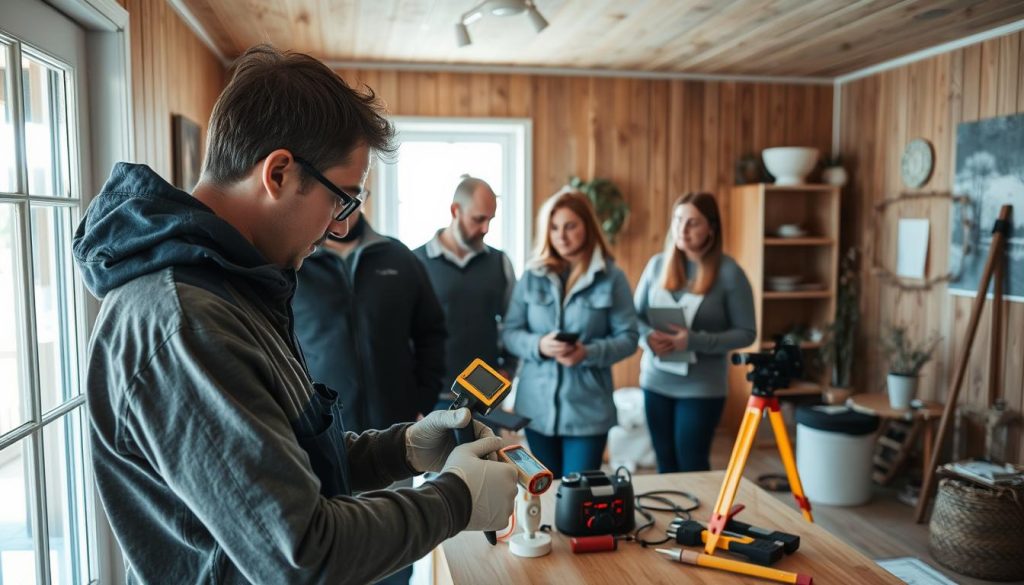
[731,337,803,396]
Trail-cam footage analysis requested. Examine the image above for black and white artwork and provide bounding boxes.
[949,113,1024,301]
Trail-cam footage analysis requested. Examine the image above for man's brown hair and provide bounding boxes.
[202,44,396,185]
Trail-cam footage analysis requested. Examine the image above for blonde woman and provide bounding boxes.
[634,192,756,472]
[503,188,639,477]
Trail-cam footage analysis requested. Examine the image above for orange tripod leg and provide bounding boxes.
[705,400,762,554]
[767,403,813,523]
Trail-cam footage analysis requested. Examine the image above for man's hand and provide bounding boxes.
[441,436,517,531]
[405,408,495,473]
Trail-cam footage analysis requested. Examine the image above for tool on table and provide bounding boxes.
[555,469,635,536]
[498,445,554,558]
[724,504,800,554]
[656,548,813,585]
[667,518,784,566]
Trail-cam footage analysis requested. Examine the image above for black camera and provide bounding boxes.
[555,470,635,536]
[731,337,803,396]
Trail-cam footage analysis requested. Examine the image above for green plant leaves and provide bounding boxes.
[568,175,630,244]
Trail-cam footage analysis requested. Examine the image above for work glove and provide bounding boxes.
[405,408,495,473]
[441,436,518,531]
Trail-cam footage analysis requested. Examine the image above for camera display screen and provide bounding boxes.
[505,447,545,475]
[463,365,506,399]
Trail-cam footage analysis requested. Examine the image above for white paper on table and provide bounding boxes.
[896,218,930,279]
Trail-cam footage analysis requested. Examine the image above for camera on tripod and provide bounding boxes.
[731,336,803,396]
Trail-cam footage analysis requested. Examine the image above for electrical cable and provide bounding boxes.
[612,467,700,547]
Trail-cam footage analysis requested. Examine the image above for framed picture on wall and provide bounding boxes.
[949,113,1024,302]
[172,114,202,192]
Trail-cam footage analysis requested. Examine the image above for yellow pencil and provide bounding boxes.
[657,548,813,584]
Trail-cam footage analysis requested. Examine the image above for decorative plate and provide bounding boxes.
[901,138,933,188]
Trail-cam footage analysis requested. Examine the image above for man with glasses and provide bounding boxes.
[73,45,516,584]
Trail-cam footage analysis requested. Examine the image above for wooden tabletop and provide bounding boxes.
[849,392,945,420]
[439,471,901,584]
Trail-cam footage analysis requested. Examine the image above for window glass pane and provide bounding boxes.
[0,438,40,585]
[43,412,91,584]
[33,205,79,413]
[0,203,29,435]
[394,141,504,250]
[0,46,16,194]
[22,54,70,198]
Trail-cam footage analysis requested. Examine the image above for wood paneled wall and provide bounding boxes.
[124,0,225,178]
[839,30,1024,463]
[334,67,833,417]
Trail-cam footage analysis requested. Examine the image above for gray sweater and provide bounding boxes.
[634,253,756,398]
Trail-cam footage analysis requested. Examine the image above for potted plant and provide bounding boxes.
[569,176,629,244]
[880,325,941,409]
[822,154,848,187]
[820,247,859,404]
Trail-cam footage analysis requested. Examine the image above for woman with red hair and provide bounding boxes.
[503,187,639,477]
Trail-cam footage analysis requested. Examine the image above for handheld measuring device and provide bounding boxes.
[448,358,513,545]
[449,358,512,444]
[498,446,553,558]
[499,445,554,496]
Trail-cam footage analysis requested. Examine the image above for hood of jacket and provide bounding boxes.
[73,163,294,301]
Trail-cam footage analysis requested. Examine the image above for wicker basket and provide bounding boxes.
[928,477,1024,581]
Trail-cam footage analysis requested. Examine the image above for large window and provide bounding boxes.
[373,117,532,274]
[0,34,94,585]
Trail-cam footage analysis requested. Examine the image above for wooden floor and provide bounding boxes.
[690,431,1022,585]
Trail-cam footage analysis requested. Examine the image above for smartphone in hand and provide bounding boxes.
[554,331,580,343]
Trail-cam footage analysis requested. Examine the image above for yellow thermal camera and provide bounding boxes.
[499,445,553,496]
[451,358,511,415]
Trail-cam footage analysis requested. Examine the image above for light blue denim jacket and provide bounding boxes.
[503,249,639,436]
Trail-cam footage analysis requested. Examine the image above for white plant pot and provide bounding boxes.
[822,165,848,187]
[887,374,918,410]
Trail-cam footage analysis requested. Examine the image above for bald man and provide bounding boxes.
[413,176,517,408]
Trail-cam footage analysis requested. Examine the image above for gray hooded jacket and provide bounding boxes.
[72,163,470,584]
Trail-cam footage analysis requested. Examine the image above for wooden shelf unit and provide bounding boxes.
[723,183,840,427]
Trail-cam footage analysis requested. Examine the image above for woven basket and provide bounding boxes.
[928,477,1024,581]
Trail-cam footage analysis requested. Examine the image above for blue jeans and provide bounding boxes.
[643,390,726,473]
[524,429,607,479]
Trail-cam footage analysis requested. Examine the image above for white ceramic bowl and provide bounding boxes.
[762,147,819,186]
[777,224,806,237]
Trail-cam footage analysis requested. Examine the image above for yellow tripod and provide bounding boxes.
[704,349,814,555]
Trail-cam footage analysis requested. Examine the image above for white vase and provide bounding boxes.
[886,374,917,409]
[822,165,848,187]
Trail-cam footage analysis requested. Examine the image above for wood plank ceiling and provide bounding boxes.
[180,0,1024,77]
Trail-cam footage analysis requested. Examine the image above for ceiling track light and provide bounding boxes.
[455,0,549,48]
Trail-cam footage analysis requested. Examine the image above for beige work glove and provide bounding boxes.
[441,436,518,531]
[405,408,496,473]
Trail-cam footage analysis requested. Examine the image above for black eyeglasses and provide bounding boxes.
[294,157,369,222]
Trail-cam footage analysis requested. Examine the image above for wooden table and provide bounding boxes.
[848,393,945,485]
[439,471,901,584]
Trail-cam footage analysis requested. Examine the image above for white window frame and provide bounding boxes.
[373,116,533,274]
[0,1,132,583]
